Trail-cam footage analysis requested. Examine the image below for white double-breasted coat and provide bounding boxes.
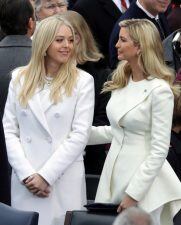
[3,68,94,225]
[89,77,181,225]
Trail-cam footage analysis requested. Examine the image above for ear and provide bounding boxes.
[136,45,141,56]
[75,34,81,44]
[27,17,36,36]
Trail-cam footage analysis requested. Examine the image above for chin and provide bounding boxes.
[118,55,124,61]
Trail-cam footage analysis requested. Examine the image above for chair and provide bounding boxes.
[0,203,39,225]
[64,210,116,225]
[86,174,100,203]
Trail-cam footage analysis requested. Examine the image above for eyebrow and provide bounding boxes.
[55,35,74,38]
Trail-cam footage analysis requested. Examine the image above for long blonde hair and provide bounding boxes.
[16,16,77,107]
[103,19,178,95]
[57,11,103,64]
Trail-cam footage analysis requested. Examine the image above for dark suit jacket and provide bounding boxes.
[167,131,181,181]
[0,118,11,205]
[73,0,123,64]
[0,35,31,205]
[109,1,170,68]
[0,35,32,116]
[163,29,181,73]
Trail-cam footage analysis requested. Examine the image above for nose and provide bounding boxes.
[54,6,61,13]
[115,40,120,49]
[63,39,69,47]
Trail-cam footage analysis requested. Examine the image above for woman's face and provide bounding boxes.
[116,27,140,63]
[45,24,74,67]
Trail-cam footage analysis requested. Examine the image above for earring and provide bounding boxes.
[44,52,47,57]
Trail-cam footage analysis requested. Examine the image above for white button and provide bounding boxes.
[26,137,32,143]
[22,110,27,116]
[55,113,60,118]
[46,137,52,143]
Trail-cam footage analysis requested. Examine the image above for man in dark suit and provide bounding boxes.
[0,0,35,205]
[109,0,171,68]
[73,0,132,65]
[0,0,35,116]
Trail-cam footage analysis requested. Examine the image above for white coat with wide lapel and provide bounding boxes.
[3,68,95,225]
[89,77,181,223]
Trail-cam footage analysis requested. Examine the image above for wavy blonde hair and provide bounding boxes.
[103,19,179,95]
[57,11,103,64]
[16,15,77,107]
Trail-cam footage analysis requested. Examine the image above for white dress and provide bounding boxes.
[3,69,95,225]
[89,77,181,225]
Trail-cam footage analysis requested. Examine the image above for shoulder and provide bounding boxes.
[77,68,94,84]
[11,68,21,80]
[149,77,172,91]
[149,78,173,101]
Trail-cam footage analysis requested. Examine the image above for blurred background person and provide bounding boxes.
[59,11,111,174]
[167,80,181,181]
[167,0,181,33]
[35,0,68,21]
[73,0,133,67]
[113,207,153,225]
[3,16,94,225]
[0,120,10,205]
[163,29,181,75]
[0,0,35,116]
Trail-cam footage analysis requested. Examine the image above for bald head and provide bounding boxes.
[113,207,153,225]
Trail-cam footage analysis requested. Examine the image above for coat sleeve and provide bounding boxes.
[3,78,36,182]
[88,126,113,145]
[125,84,174,201]
[38,75,95,185]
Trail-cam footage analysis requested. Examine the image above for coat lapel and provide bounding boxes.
[110,78,162,125]
[28,90,52,137]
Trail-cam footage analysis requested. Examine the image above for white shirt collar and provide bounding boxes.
[136,0,159,19]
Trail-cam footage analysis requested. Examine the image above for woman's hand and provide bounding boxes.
[117,194,138,213]
[24,174,50,197]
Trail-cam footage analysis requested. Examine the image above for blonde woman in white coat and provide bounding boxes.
[89,19,181,225]
[3,16,94,225]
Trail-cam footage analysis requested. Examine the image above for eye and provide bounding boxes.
[120,37,127,42]
[69,39,74,43]
[55,38,64,43]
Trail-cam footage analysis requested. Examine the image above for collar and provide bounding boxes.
[0,35,32,47]
[136,0,158,19]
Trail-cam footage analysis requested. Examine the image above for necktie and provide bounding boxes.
[121,0,127,12]
[155,18,165,40]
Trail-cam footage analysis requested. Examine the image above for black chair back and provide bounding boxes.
[0,203,39,225]
[64,210,116,225]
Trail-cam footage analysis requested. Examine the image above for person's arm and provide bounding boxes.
[88,125,113,145]
[38,75,95,185]
[3,79,36,182]
[125,84,174,201]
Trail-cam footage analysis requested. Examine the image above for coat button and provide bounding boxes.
[22,110,27,116]
[54,113,60,118]
[46,137,52,143]
[26,137,32,143]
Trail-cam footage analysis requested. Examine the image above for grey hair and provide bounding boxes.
[34,0,68,12]
[113,207,153,225]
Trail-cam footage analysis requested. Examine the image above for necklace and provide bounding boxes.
[44,75,53,86]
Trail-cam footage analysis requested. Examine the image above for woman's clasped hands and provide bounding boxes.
[23,173,50,198]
